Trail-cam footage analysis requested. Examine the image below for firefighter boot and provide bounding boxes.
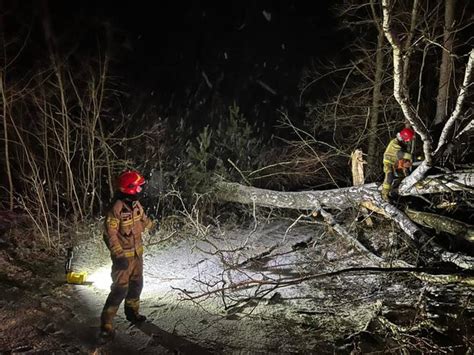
[100,285,128,344]
[98,323,115,345]
[125,298,147,323]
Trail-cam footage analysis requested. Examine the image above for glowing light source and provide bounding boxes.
[88,265,112,290]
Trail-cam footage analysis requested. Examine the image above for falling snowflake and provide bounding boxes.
[262,10,271,22]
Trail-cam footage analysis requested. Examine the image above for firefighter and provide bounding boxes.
[99,170,154,342]
[382,128,415,201]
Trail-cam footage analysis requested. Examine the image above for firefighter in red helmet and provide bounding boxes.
[99,170,154,343]
[382,128,415,201]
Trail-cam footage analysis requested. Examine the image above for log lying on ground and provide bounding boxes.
[215,180,474,271]
[405,207,474,242]
[215,181,421,238]
[215,170,474,237]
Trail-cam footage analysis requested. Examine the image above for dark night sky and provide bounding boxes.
[92,2,341,84]
[7,1,346,122]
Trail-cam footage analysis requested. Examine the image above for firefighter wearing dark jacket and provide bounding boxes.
[382,128,415,201]
[99,170,153,342]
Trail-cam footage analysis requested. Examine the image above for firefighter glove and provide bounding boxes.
[402,152,412,161]
[113,256,129,270]
[145,219,157,231]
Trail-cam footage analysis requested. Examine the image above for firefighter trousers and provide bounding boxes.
[382,164,407,199]
[382,164,395,197]
[100,255,143,332]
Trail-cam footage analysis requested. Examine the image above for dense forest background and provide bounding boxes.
[0,0,472,249]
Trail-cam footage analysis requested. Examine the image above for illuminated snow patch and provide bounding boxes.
[88,262,174,296]
[88,264,112,290]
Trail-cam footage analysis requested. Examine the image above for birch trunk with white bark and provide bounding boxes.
[215,177,474,270]
[382,0,474,194]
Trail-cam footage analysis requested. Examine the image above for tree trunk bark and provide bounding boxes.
[382,0,433,164]
[215,180,423,238]
[405,207,474,242]
[215,178,474,271]
[434,0,456,125]
[367,30,385,171]
[215,171,474,240]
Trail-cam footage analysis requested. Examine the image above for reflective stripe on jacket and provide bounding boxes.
[383,138,413,177]
[383,138,403,166]
[104,200,151,258]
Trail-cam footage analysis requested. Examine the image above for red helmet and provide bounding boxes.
[399,128,415,142]
[117,170,145,195]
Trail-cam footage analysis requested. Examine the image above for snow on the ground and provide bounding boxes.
[68,220,434,353]
[2,219,472,353]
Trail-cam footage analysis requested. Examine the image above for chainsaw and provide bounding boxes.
[65,247,88,285]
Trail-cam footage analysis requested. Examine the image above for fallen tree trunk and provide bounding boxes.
[405,207,474,242]
[216,172,473,211]
[215,180,421,239]
[215,177,474,270]
[216,181,378,211]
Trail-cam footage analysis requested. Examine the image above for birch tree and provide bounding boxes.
[381,0,474,193]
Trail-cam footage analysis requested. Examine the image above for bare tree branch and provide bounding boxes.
[381,0,433,164]
[175,266,474,301]
[435,49,474,154]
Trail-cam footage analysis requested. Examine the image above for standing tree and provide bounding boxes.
[434,0,457,126]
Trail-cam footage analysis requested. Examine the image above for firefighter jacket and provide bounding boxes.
[383,138,412,171]
[104,199,152,258]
